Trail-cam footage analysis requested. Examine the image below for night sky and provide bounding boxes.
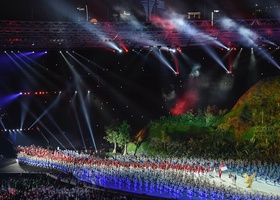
[0,0,280,150]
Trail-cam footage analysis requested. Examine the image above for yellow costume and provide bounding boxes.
[243,173,256,188]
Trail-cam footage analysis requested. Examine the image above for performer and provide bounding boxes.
[218,169,222,179]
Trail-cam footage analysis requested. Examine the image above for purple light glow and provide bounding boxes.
[27,51,48,58]
[0,93,21,107]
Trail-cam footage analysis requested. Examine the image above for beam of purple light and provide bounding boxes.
[0,93,21,107]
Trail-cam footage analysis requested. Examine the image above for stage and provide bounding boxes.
[0,158,59,174]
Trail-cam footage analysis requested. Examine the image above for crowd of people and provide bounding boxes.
[13,145,280,200]
[0,173,90,200]
[0,173,157,200]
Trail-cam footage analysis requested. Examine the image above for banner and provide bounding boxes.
[219,164,227,171]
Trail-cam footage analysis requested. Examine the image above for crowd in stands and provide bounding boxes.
[0,173,154,200]
[0,173,90,200]
[2,145,280,200]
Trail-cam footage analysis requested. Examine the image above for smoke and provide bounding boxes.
[189,64,201,77]
[167,69,235,115]
[162,90,176,101]
[169,79,199,115]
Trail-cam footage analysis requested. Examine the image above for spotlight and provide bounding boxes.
[171,49,176,53]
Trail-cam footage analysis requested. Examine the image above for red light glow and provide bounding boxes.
[170,88,199,115]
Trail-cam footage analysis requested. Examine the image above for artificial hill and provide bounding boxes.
[128,76,280,162]
[217,75,280,138]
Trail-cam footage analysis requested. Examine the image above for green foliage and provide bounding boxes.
[148,110,222,142]
[103,122,119,153]
[135,141,149,155]
[103,120,131,154]
[127,142,137,153]
[104,122,119,143]
[117,120,130,148]
[160,130,170,150]
[241,128,255,140]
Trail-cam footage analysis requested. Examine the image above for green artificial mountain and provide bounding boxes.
[126,76,280,161]
[218,76,280,139]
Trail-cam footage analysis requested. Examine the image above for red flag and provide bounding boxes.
[219,164,227,171]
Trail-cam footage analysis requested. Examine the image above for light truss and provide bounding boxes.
[0,19,279,49]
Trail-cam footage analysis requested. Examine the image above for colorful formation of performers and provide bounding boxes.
[16,145,280,200]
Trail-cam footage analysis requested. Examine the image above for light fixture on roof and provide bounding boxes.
[211,10,220,26]
[77,5,88,21]
[123,11,131,16]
